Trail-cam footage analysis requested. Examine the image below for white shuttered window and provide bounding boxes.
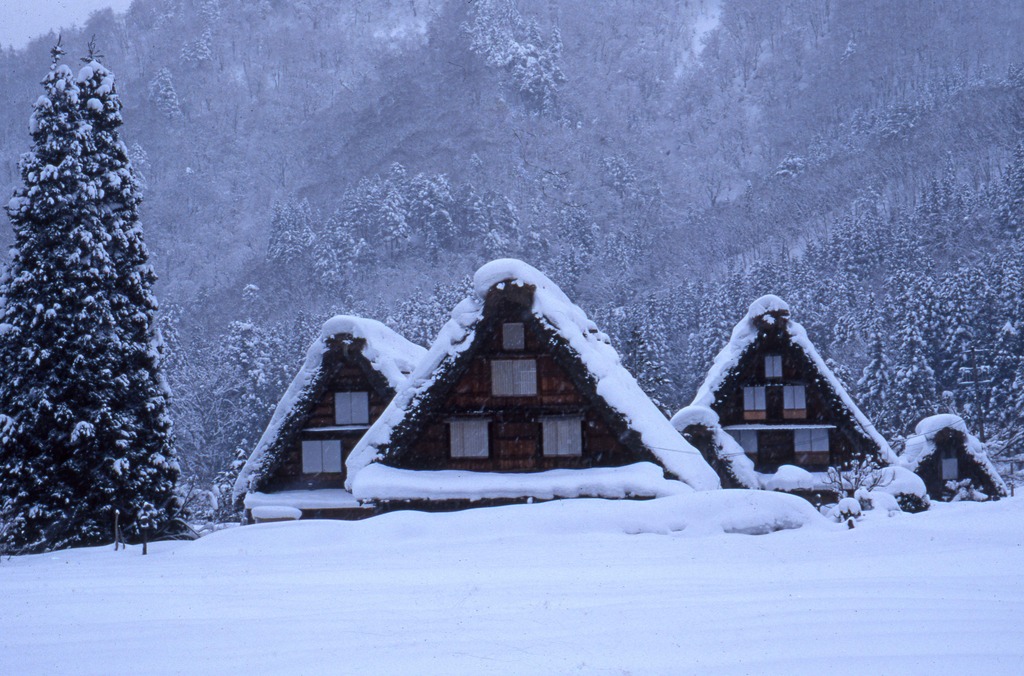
[793,429,829,453]
[765,354,783,378]
[450,419,490,458]
[302,439,343,474]
[335,391,370,425]
[743,386,766,411]
[542,417,583,457]
[491,359,537,396]
[727,430,759,456]
[783,385,806,410]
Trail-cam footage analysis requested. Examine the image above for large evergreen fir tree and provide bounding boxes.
[0,42,180,553]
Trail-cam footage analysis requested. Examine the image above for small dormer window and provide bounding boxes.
[335,391,370,425]
[502,322,525,350]
[765,354,783,379]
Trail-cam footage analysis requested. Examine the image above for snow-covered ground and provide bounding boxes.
[1,492,1022,675]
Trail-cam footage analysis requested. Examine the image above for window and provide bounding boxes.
[941,446,958,481]
[794,428,829,452]
[502,322,525,350]
[793,428,829,468]
[334,391,369,425]
[301,439,342,474]
[491,359,537,396]
[783,385,806,419]
[765,354,783,378]
[542,417,582,457]
[450,419,490,458]
[743,386,766,419]
[783,385,806,409]
[727,430,759,457]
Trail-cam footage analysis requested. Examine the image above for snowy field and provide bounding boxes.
[1,492,1023,675]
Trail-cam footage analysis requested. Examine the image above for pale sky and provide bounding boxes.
[0,0,133,50]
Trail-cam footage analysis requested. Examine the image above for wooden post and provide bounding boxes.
[113,509,121,551]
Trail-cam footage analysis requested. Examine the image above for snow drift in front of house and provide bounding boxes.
[689,294,896,464]
[901,414,1008,495]
[346,259,720,493]
[4,495,1024,674]
[233,316,426,502]
[352,462,690,502]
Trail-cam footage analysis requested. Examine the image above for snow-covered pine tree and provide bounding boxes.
[889,315,939,436]
[857,325,897,438]
[76,43,182,544]
[0,43,180,553]
[147,67,183,121]
[995,142,1024,235]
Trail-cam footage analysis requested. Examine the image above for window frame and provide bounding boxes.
[743,386,767,420]
[782,384,807,419]
[334,390,370,425]
[541,416,583,457]
[301,439,343,474]
[502,322,526,351]
[491,358,538,397]
[449,418,491,459]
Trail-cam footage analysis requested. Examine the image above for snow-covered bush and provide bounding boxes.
[854,487,901,515]
[946,479,990,502]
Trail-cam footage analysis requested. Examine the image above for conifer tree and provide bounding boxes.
[0,43,180,553]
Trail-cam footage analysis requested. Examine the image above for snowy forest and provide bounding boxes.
[2,0,1024,519]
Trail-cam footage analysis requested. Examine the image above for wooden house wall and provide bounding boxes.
[389,297,643,473]
[713,325,879,472]
[263,340,395,492]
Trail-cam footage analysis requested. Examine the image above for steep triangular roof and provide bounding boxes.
[686,294,896,464]
[346,259,720,492]
[233,316,426,502]
[900,414,1008,497]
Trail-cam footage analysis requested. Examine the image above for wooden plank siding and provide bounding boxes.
[714,323,876,473]
[386,289,646,475]
[263,338,397,492]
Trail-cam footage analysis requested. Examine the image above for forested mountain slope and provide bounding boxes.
[1,0,1022,501]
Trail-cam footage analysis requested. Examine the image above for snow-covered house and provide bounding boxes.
[344,259,720,509]
[233,316,426,521]
[900,414,1007,501]
[673,295,897,499]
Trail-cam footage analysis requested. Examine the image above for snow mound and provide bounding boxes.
[671,404,720,429]
[347,259,720,492]
[352,462,690,502]
[876,466,928,499]
[748,294,790,317]
[202,489,828,548]
[250,506,302,521]
[763,465,816,492]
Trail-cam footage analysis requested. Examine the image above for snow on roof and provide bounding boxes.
[352,462,690,502]
[900,414,1008,495]
[233,316,426,502]
[346,259,720,492]
[688,294,896,464]
[670,405,760,489]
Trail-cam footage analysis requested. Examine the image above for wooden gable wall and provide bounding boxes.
[387,289,647,473]
[263,338,396,491]
[711,321,879,472]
